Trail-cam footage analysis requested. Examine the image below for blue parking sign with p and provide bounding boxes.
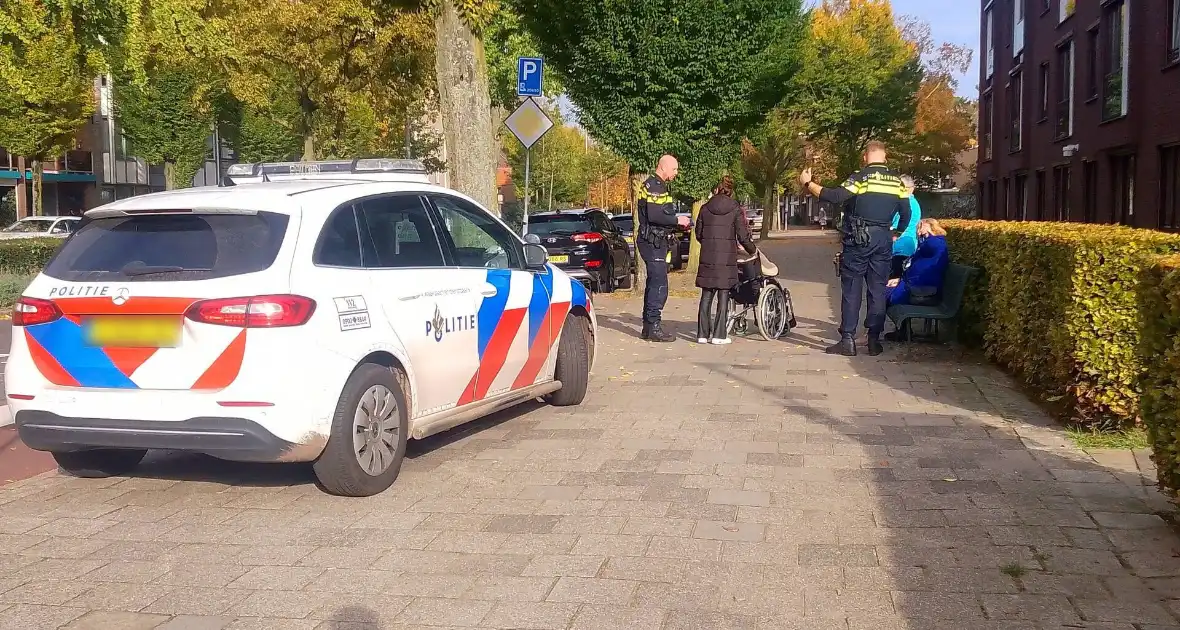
[517,57,543,97]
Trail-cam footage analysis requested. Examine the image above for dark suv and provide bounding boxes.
[528,209,633,292]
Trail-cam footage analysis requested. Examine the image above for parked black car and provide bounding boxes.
[528,209,633,292]
[610,213,637,273]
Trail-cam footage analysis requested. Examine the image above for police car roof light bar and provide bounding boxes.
[224,158,427,178]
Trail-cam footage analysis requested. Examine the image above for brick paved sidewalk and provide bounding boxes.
[0,235,1177,629]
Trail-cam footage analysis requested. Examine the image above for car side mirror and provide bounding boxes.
[523,243,549,270]
[523,233,541,245]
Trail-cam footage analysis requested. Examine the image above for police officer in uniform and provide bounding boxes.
[636,154,690,342]
[799,141,912,357]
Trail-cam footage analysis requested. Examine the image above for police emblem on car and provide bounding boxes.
[426,305,475,342]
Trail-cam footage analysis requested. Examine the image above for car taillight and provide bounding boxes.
[585,260,602,268]
[185,295,316,328]
[12,297,62,327]
[572,232,604,244]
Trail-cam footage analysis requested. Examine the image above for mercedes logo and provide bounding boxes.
[111,288,130,306]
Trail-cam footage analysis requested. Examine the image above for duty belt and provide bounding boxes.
[639,224,671,246]
[841,215,888,247]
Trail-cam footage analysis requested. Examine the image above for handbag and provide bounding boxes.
[910,285,939,306]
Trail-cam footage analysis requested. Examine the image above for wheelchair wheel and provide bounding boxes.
[726,299,746,336]
[755,283,789,341]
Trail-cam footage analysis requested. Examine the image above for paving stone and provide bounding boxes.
[480,601,579,629]
[393,597,491,627]
[545,577,638,605]
[58,610,169,630]
[569,606,665,630]
[144,588,251,616]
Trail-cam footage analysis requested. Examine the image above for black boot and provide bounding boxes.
[867,336,884,356]
[646,322,675,343]
[825,335,856,356]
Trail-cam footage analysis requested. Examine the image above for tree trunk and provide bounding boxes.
[302,133,315,162]
[435,1,497,213]
[32,160,43,217]
[687,198,705,276]
[760,188,777,239]
[629,167,645,294]
[164,161,177,191]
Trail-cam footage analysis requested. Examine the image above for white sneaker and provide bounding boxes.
[710,337,732,345]
[697,337,709,344]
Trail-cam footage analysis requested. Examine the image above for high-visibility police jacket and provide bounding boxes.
[818,163,913,234]
[637,175,678,230]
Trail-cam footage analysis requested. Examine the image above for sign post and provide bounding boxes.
[505,57,552,236]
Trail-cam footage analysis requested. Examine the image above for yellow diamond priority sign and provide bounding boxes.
[505,98,554,149]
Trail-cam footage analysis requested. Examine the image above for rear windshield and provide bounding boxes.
[43,212,289,282]
[528,215,593,237]
[611,216,633,231]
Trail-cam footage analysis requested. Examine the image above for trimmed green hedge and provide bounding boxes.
[0,237,63,275]
[1141,255,1180,493]
[944,220,1180,430]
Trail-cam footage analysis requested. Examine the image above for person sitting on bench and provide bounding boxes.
[887,218,949,308]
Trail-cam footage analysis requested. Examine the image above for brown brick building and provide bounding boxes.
[978,0,1180,230]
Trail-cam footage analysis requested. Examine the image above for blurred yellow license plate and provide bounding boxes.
[549,255,569,264]
[625,235,634,243]
[665,251,672,263]
[84,316,182,348]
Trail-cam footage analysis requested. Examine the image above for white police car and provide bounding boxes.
[5,159,597,496]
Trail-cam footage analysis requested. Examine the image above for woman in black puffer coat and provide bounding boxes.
[694,175,757,345]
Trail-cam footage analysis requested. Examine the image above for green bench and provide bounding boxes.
[886,262,977,343]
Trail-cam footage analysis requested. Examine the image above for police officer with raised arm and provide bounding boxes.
[636,155,690,342]
[798,141,912,357]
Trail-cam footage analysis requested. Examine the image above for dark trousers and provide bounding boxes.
[889,255,907,280]
[839,227,892,338]
[638,238,669,325]
[697,288,731,340]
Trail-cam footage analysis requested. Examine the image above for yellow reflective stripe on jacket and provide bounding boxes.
[863,181,904,197]
[637,189,674,205]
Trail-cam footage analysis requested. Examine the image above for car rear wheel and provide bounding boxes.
[671,241,684,271]
[617,261,633,290]
[53,448,147,478]
[545,313,591,407]
[598,261,616,294]
[314,363,409,497]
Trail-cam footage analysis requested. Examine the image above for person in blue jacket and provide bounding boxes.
[887,217,950,308]
[890,175,921,279]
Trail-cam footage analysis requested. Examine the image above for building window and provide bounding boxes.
[1083,160,1098,223]
[1015,173,1029,220]
[1086,27,1099,100]
[982,92,994,160]
[985,5,995,79]
[1060,0,1075,23]
[1102,0,1129,120]
[1001,177,1010,220]
[1039,62,1050,121]
[1162,145,1180,230]
[988,180,999,220]
[1014,0,1026,55]
[1053,164,1071,221]
[1035,169,1046,220]
[1171,0,1180,64]
[1042,0,1050,13]
[1111,153,1135,225]
[1055,41,1075,139]
[1009,71,1023,152]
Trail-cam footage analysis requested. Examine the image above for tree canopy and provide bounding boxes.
[787,0,922,176]
[513,0,807,199]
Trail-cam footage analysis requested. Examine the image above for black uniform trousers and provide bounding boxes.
[638,237,670,326]
[838,226,892,339]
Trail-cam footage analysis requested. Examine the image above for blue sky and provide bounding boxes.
[882,0,981,97]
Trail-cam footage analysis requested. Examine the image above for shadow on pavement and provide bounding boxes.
[696,357,1180,628]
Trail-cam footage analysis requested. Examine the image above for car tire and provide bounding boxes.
[545,313,591,407]
[617,264,633,290]
[671,242,684,271]
[313,363,409,497]
[52,448,147,478]
[600,261,616,294]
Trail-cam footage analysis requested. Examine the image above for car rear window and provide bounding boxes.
[528,215,594,236]
[611,216,633,230]
[43,212,289,282]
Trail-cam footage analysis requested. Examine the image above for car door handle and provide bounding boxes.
[480,287,498,297]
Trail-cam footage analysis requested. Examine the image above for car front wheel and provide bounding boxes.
[545,313,591,407]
